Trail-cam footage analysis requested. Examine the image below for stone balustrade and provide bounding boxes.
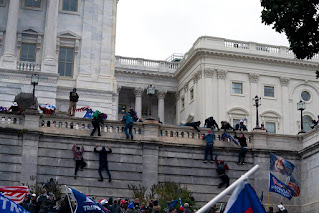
[17,61,41,72]
[0,113,24,129]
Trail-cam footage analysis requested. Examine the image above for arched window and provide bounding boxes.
[303,115,313,132]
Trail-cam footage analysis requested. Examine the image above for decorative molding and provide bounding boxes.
[280,77,290,86]
[115,69,175,79]
[56,31,81,54]
[248,73,259,83]
[56,91,112,100]
[215,69,227,79]
[117,86,121,94]
[17,27,43,51]
[157,90,167,99]
[204,68,214,78]
[134,87,144,96]
[174,91,180,99]
[183,83,188,92]
[192,70,202,83]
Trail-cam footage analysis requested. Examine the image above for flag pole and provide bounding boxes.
[196,164,260,213]
[268,191,270,209]
[65,185,74,213]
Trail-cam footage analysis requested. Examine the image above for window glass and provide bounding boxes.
[0,0,4,5]
[20,43,36,62]
[58,47,74,77]
[266,122,276,133]
[301,91,311,102]
[264,86,274,97]
[303,115,313,132]
[118,104,126,114]
[232,82,243,94]
[25,0,41,8]
[181,97,185,109]
[233,119,240,127]
[190,88,194,101]
[63,0,78,11]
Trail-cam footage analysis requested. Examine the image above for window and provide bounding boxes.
[233,119,240,127]
[232,82,243,94]
[301,91,311,102]
[0,0,4,5]
[20,43,36,62]
[62,0,78,12]
[303,115,313,132]
[118,104,126,114]
[58,47,74,77]
[264,86,274,97]
[190,88,194,101]
[181,97,185,109]
[25,0,41,8]
[266,122,276,133]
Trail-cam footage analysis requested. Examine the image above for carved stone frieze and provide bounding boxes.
[183,83,188,92]
[280,77,290,86]
[204,68,214,78]
[215,69,227,79]
[248,73,259,83]
[157,90,167,99]
[134,87,144,96]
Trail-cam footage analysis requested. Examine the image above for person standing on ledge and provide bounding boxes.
[94,144,112,182]
[68,88,79,116]
[122,112,134,140]
[202,130,215,163]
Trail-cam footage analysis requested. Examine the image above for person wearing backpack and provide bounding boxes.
[122,112,134,140]
[202,130,215,163]
[91,110,104,136]
[214,156,229,188]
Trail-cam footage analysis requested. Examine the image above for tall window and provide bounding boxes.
[266,122,276,133]
[58,47,74,77]
[25,0,41,8]
[190,88,194,101]
[62,0,78,12]
[181,97,185,109]
[233,119,240,127]
[264,86,274,97]
[303,115,313,132]
[232,82,243,94]
[20,43,36,62]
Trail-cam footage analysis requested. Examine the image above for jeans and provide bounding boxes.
[91,120,101,136]
[74,159,86,175]
[218,174,229,188]
[124,122,133,139]
[204,143,214,161]
[238,147,248,164]
[98,163,111,180]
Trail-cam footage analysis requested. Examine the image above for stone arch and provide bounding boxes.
[227,107,249,126]
[289,81,319,99]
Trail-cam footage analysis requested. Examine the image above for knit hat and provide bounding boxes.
[240,120,243,123]
[180,207,185,211]
[207,130,212,133]
[127,202,135,209]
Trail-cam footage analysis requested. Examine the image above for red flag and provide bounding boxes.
[0,186,29,204]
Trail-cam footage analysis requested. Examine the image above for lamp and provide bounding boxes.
[297,100,306,134]
[146,85,155,119]
[31,74,39,109]
[253,95,261,130]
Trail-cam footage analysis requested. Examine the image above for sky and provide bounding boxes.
[115,0,290,61]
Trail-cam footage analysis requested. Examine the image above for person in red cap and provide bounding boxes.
[214,156,229,188]
[179,206,185,213]
[202,130,215,163]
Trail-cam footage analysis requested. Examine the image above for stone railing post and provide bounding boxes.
[251,130,268,149]
[143,121,160,141]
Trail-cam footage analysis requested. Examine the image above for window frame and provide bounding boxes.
[265,122,276,134]
[20,42,37,63]
[0,0,6,7]
[22,0,42,10]
[264,85,275,98]
[302,115,313,133]
[58,46,75,78]
[231,81,244,95]
[60,0,80,15]
[300,90,312,103]
[181,96,185,110]
[189,87,194,103]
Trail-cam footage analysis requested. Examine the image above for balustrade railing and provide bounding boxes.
[0,113,24,129]
[17,61,41,72]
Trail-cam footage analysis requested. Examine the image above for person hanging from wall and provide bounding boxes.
[219,121,238,146]
[204,117,220,130]
[202,130,215,163]
[91,110,104,136]
[68,88,79,116]
[72,143,86,179]
[234,132,248,165]
[94,144,112,182]
[220,121,235,132]
[184,121,201,132]
[214,155,229,188]
[235,120,248,131]
[122,112,134,140]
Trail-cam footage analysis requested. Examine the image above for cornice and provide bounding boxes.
[115,69,175,79]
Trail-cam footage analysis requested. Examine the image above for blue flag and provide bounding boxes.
[167,200,178,208]
[0,193,29,213]
[68,187,104,213]
[269,173,294,200]
[178,188,183,207]
[224,181,266,213]
[221,133,239,146]
[270,153,295,176]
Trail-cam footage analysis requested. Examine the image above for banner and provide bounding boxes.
[0,193,29,213]
[0,186,29,204]
[270,153,295,176]
[288,175,301,197]
[269,173,294,200]
[68,187,104,213]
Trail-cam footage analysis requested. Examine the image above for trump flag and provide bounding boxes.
[0,193,29,213]
[269,153,295,176]
[68,187,104,213]
[269,173,294,200]
[0,186,29,204]
[224,181,266,213]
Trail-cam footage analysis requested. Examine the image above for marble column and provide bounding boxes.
[249,73,259,130]
[175,91,180,124]
[134,87,144,119]
[41,0,59,73]
[114,86,121,120]
[157,90,167,123]
[204,68,214,119]
[1,0,19,69]
[216,69,227,121]
[280,77,290,134]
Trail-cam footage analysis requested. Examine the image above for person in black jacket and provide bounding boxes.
[185,121,201,132]
[68,88,79,116]
[111,200,121,213]
[94,144,112,182]
[234,132,248,165]
[204,117,220,130]
[220,121,235,132]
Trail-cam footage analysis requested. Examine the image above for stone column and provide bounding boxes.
[204,68,214,118]
[0,0,19,69]
[134,87,144,119]
[192,72,199,119]
[113,86,121,120]
[216,69,227,121]
[249,73,259,130]
[157,90,167,123]
[175,91,180,124]
[41,0,59,73]
[280,77,290,134]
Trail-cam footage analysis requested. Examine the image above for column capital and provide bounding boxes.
[204,68,214,78]
[183,83,188,92]
[248,73,259,83]
[215,69,227,79]
[174,91,180,99]
[157,90,167,99]
[280,77,290,86]
[134,87,144,96]
[192,71,202,83]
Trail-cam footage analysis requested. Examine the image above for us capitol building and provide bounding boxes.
[0,0,318,135]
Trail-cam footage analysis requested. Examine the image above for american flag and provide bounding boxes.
[0,186,29,204]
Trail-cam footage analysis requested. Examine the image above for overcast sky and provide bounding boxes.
[115,0,290,60]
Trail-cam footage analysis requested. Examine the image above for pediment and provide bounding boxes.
[227,107,249,115]
[19,27,43,35]
[260,110,281,118]
[58,31,80,39]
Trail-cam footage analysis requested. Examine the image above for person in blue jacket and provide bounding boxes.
[122,112,134,140]
[202,130,215,163]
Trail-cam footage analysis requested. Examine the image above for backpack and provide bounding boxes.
[217,164,225,174]
[93,110,101,119]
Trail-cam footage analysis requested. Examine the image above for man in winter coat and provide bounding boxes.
[94,144,112,182]
[234,132,248,165]
[68,88,79,116]
[91,111,104,136]
[185,121,201,132]
[204,117,220,130]
[214,156,229,188]
[202,130,215,163]
[220,121,235,132]
[122,112,134,140]
[72,143,86,179]
[235,120,248,131]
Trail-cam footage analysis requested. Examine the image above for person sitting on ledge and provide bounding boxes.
[235,120,248,131]
[184,121,201,132]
